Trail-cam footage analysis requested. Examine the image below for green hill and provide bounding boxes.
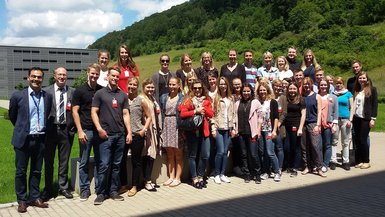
[89,0,385,94]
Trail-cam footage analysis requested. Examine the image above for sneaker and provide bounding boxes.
[321,166,328,173]
[342,163,351,171]
[274,173,281,182]
[290,169,298,177]
[255,175,261,184]
[80,190,90,201]
[244,175,251,183]
[94,194,104,205]
[214,175,221,184]
[260,173,269,180]
[269,173,275,178]
[220,175,231,183]
[110,192,124,201]
[329,162,336,170]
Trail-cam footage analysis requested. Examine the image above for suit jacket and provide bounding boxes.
[9,88,53,148]
[43,84,75,136]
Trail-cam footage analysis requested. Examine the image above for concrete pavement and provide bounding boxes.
[1,132,384,217]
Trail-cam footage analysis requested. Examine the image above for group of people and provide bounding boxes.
[9,45,378,213]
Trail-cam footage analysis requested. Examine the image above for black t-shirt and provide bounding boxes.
[284,98,306,128]
[72,83,103,130]
[220,64,246,84]
[195,67,219,89]
[347,76,356,93]
[92,86,129,134]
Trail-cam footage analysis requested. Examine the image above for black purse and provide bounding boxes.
[177,114,203,131]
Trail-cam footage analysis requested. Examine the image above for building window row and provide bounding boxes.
[48,51,89,55]
[13,50,40,54]
[66,60,81,63]
[22,59,57,63]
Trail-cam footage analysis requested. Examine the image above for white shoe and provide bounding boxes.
[220,175,231,183]
[269,173,275,178]
[321,166,328,173]
[274,173,281,182]
[260,173,269,180]
[214,175,221,184]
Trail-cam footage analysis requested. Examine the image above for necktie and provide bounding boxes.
[59,87,65,124]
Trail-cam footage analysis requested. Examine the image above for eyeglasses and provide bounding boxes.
[193,87,202,90]
[161,59,170,63]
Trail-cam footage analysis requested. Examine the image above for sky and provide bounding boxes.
[0,0,188,49]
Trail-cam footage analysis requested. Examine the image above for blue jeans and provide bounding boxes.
[97,133,125,195]
[186,129,210,179]
[239,134,261,177]
[214,130,230,176]
[79,129,99,193]
[321,128,332,167]
[260,131,279,173]
[274,134,284,169]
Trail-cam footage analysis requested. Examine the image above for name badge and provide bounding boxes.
[278,106,282,113]
[292,126,297,132]
[124,70,129,77]
[112,98,118,108]
[66,102,72,111]
[267,132,272,139]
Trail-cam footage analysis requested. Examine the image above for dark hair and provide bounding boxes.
[353,71,372,97]
[117,44,136,73]
[28,67,44,76]
[317,78,330,93]
[240,83,255,101]
[286,82,301,104]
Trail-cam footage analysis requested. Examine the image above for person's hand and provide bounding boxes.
[312,125,320,136]
[331,124,337,134]
[139,129,146,138]
[78,130,88,144]
[272,131,277,139]
[297,129,303,136]
[97,128,108,139]
[195,107,204,115]
[230,129,236,138]
[126,133,132,144]
[346,120,352,128]
[369,120,375,128]
[212,130,217,138]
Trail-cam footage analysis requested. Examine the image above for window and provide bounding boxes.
[13,50,22,53]
[82,52,89,55]
[66,52,74,55]
[49,51,57,54]
[31,50,39,53]
[49,60,57,63]
[22,50,31,53]
[23,59,31,62]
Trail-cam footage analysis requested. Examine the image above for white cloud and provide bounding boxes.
[122,0,189,20]
[1,0,122,48]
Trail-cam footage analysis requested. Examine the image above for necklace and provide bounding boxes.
[241,100,250,112]
[161,73,170,88]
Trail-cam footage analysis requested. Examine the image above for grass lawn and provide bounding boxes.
[0,107,80,204]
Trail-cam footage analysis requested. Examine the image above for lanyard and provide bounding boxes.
[31,92,42,130]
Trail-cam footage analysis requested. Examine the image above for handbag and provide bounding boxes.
[177,114,203,131]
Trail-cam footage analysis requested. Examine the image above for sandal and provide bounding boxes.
[163,179,174,186]
[145,183,157,192]
[169,180,181,187]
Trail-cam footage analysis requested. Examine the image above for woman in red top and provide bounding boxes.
[179,80,213,189]
[114,44,140,93]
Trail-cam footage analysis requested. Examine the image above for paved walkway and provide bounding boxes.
[1,132,384,217]
[0,100,9,110]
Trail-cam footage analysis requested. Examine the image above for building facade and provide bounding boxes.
[0,45,98,98]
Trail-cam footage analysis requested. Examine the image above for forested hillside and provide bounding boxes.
[89,0,385,75]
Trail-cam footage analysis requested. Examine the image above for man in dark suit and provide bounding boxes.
[9,67,52,213]
[41,67,75,200]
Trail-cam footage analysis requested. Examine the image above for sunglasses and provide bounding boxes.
[161,59,170,63]
[193,87,202,90]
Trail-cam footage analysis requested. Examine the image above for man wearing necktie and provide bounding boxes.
[9,67,52,213]
[42,67,75,200]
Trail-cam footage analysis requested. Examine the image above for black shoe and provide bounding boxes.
[244,175,251,183]
[255,176,261,184]
[40,190,53,202]
[290,170,298,177]
[110,192,124,201]
[199,180,207,188]
[94,194,104,205]
[59,189,73,199]
[329,162,336,170]
[192,182,202,189]
[342,163,351,171]
[80,190,90,201]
